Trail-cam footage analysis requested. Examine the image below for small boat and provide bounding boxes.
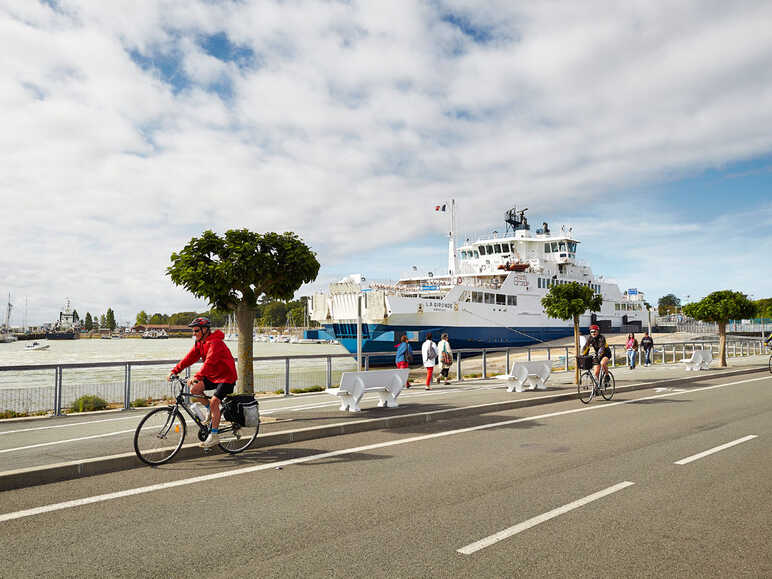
[25,341,50,351]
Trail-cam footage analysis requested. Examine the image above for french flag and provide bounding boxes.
[435,204,447,212]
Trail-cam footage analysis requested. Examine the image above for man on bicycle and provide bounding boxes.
[581,324,610,380]
[167,317,237,448]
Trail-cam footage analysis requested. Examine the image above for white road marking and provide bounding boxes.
[0,430,137,454]
[674,435,758,465]
[0,415,139,435]
[0,375,766,523]
[457,481,636,555]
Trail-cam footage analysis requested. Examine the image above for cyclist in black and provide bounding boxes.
[581,324,610,380]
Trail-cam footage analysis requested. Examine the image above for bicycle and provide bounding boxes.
[576,355,615,404]
[133,375,259,465]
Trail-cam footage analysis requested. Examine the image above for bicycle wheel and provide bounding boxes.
[601,371,616,400]
[134,407,186,465]
[218,415,259,454]
[578,372,595,404]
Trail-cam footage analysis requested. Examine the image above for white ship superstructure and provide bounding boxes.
[307,204,649,356]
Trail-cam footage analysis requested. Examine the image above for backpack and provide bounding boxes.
[426,342,436,361]
[404,345,413,363]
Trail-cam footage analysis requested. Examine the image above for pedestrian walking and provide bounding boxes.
[640,332,654,366]
[421,333,438,390]
[395,334,413,388]
[626,332,639,369]
[437,333,453,385]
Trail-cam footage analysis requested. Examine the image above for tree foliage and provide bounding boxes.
[168,229,320,393]
[136,310,148,325]
[106,308,116,331]
[84,312,93,331]
[541,282,603,383]
[683,290,757,367]
[657,293,680,316]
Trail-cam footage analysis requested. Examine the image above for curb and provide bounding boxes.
[1,366,766,492]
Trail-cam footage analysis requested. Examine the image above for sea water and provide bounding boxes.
[0,338,355,413]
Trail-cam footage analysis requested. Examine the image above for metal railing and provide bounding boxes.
[0,338,765,417]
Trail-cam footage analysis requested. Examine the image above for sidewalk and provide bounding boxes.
[0,355,768,491]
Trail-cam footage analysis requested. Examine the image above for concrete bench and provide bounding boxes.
[326,369,409,412]
[495,360,552,392]
[682,349,713,371]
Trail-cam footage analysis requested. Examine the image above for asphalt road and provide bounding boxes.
[0,372,769,577]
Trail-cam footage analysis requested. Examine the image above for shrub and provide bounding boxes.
[272,385,325,394]
[71,395,108,413]
[131,397,151,408]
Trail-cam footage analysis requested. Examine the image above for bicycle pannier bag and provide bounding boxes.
[238,399,259,427]
[223,395,258,426]
[576,355,594,370]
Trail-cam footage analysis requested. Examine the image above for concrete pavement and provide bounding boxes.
[0,355,768,491]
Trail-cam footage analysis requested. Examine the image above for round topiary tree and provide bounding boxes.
[682,290,756,367]
[168,229,320,393]
[541,282,603,384]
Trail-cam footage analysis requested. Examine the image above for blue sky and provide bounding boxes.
[1,1,770,325]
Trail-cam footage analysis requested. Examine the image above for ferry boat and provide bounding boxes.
[306,202,650,359]
[46,298,79,340]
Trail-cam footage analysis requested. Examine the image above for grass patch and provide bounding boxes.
[273,385,326,395]
[71,394,108,413]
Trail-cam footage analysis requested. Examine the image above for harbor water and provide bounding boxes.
[0,338,355,413]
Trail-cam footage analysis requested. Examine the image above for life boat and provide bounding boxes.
[497,262,529,272]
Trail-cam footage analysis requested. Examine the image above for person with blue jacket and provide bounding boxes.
[395,334,413,388]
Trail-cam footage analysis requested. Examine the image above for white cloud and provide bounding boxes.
[1,0,771,324]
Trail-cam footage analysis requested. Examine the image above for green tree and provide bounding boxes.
[149,313,168,324]
[168,311,199,326]
[657,293,680,316]
[99,314,106,328]
[683,291,756,367]
[541,282,603,384]
[753,298,772,320]
[136,310,149,325]
[168,229,320,393]
[72,310,79,322]
[84,312,93,331]
[262,301,288,327]
[106,308,116,331]
[287,300,306,327]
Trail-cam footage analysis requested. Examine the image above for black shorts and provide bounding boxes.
[201,377,235,400]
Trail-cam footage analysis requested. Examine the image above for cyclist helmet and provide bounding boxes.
[188,317,211,328]
[589,324,600,331]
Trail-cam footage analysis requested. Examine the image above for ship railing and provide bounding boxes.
[0,338,765,417]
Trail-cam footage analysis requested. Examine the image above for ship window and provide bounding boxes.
[559,241,566,251]
[479,246,487,255]
[472,291,483,303]
[551,242,558,252]
[494,244,502,253]
[496,294,506,305]
[474,251,479,258]
[484,293,495,304]
[507,295,517,306]
[486,245,494,254]
[569,242,577,252]
[544,243,551,253]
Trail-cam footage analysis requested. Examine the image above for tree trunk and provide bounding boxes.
[574,315,580,385]
[235,303,256,393]
[719,322,727,367]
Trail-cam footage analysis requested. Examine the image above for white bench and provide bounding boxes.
[326,369,409,412]
[495,361,552,392]
[682,349,713,371]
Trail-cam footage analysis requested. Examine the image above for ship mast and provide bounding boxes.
[448,199,457,275]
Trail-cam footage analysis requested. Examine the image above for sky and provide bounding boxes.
[2,0,771,326]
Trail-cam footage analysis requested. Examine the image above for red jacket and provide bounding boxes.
[171,329,238,384]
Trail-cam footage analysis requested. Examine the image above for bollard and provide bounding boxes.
[326,356,332,389]
[284,358,291,397]
[456,353,463,382]
[482,350,487,379]
[54,366,62,416]
[564,346,569,372]
[611,345,616,368]
[506,350,510,374]
[123,363,131,410]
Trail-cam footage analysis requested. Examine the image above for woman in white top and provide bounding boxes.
[437,333,453,385]
[421,333,438,390]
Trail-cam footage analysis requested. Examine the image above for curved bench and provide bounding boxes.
[325,369,409,412]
